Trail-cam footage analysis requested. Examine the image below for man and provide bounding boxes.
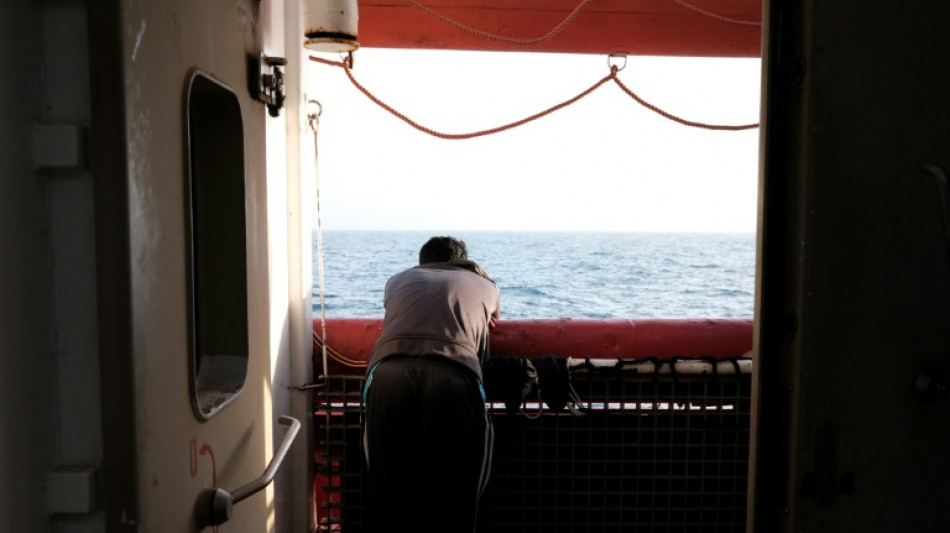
[362,236,500,533]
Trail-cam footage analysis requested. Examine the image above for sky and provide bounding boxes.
[306,48,762,233]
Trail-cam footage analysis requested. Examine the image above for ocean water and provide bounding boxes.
[312,231,755,319]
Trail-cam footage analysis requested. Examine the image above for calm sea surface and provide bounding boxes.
[312,231,756,319]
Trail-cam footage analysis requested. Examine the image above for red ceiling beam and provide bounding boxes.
[356,0,762,57]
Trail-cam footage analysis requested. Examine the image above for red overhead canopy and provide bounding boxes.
[356,0,762,57]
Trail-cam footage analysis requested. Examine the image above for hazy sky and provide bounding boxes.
[306,48,762,233]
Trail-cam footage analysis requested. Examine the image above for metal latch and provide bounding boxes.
[250,54,287,117]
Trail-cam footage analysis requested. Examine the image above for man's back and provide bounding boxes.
[368,263,500,379]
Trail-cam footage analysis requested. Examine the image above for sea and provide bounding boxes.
[312,231,756,320]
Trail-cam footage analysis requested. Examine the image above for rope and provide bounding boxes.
[313,331,369,368]
[671,0,762,27]
[609,67,758,131]
[308,102,330,380]
[306,101,327,533]
[308,55,758,138]
[309,55,612,139]
[408,0,593,46]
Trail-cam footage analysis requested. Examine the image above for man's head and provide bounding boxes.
[419,236,468,264]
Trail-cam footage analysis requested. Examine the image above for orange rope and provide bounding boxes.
[609,67,758,131]
[308,55,758,138]
[408,0,593,46]
[313,331,368,368]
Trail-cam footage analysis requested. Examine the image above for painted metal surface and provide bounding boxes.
[751,1,950,530]
[313,317,753,375]
[83,1,312,531]
[355,0,762,56]
[304,0,360,52]
[114,1,273,528]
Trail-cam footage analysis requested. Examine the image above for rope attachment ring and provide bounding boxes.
[608,52,627,72]
[307,99,323,132]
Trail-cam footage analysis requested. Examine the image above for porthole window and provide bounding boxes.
[185,70,249,420]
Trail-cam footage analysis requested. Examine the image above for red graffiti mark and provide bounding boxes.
[189,438,198,477]
[199,443,217,486]
[191,439,221,532]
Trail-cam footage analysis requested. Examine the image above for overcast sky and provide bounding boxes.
[306,48,762,233]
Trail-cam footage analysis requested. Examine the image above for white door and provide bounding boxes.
[90,1,312,531]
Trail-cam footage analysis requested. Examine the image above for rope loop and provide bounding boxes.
[307,99,322,132]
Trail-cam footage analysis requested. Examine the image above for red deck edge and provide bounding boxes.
[313,318,753,376]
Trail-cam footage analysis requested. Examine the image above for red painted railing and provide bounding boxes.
[312,318,754,376]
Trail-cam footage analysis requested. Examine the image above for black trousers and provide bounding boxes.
[363,356,494,533]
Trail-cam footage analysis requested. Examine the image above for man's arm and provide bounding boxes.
[490,287,500,329]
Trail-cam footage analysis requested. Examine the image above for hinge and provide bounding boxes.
[33,123,88,169]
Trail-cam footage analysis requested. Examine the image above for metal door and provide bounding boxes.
[750,1,950,530]
[89,1,312,531]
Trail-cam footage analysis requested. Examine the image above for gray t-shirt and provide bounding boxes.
[367,261,501,379]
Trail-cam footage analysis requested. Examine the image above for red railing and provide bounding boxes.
[312,317,754,375]
[311,317,755,532]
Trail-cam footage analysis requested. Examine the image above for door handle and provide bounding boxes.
[206,415,301,526]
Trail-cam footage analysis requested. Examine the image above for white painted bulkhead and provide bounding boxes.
[1,1,314,531]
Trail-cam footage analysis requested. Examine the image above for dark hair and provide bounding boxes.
[419,236,468,264]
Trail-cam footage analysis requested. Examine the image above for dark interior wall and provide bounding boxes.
[2,1,104,531]
[0,1,55,531]
[753,1,950,531]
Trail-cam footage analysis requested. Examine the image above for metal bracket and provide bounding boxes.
[250,54,287,117]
